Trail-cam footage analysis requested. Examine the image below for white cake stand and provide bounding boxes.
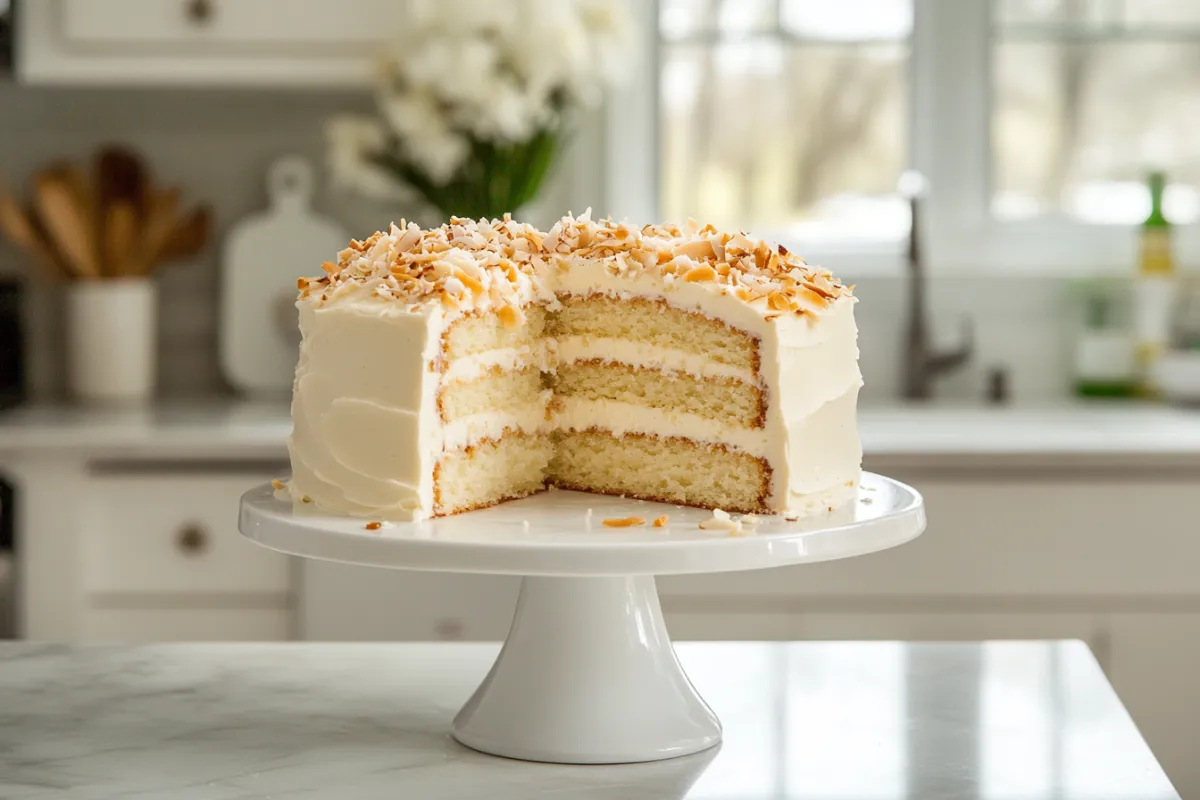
[239,472,924,765]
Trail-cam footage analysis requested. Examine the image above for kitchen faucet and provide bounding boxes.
[900,173,973,400]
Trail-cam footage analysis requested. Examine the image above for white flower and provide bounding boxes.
[405,132,470,185]
[329,0,636,200]
[325,115,408,200]
[464,78,540,142]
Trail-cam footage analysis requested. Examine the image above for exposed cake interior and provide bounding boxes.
[288,213,862,521]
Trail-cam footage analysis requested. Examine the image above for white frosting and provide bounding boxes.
[554,396,771,456]
[556,337,758,384]
[442,343,556,384]
[288,248,862,521]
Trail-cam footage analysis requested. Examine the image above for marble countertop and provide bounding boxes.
[2,399,1200,465]
[0,641,1177,800]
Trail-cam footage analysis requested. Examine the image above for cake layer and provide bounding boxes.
[549,429,771,514]
[548,295,759,371]
[435,432,555,515]
[439,366,546,422]
[440,404,553,452]
[553,361,764,427]
[443,305,547,360]
[552,396,770,456]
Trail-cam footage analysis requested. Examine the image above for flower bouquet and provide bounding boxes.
[328,0,634,220]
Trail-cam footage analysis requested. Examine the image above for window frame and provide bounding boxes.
[604,0,1200,277]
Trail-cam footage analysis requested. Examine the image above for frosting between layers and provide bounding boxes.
[554,396,772,457]
[556,337,758,384]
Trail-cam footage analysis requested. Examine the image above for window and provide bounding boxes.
[994,0,1200,225]
[603,0,1200,272]
[658,0,910,243]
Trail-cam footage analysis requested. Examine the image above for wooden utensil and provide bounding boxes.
[130,187,181,276]
[104,201,138,276]
[32,172,101,279]
[158,205,212,263]
[0,187,68,280]
[96,146,149,221]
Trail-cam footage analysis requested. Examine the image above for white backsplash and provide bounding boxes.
[0,81,1080,404]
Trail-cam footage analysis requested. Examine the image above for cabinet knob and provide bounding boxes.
[186,0,214,25]
[176,524,209,555]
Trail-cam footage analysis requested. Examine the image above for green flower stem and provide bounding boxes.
[373,131,563,221]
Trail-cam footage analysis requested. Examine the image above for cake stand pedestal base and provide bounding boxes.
[452,576,720,764]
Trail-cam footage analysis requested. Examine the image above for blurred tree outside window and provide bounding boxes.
[659,0,910,243]
[994,0,1200,225]
[659,0,1200,247]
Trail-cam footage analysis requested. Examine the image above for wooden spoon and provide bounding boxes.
[0,187,68,280]
[96,146,149,222]
[157,205,212,263]
[104,201,138,276]
[32,172,101,279]
[130,187,181,276]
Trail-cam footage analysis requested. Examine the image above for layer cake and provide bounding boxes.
[287,213,862,521]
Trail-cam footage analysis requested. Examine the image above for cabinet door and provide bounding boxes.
[661,475,1200,600]
[85,475,290,596]
[18,0,410,86]
[663,611,794,642]
[1108,614,1200,799]
[60,0,409,46]
[300,562,520,641]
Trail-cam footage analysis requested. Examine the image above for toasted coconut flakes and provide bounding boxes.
[455,270,485,295]
[683,264,718,282]
[301,496,312,504]
[676,239,716,261]
[699,508,742,534]
[652,515,669,527]
[271,479,285,491]
[603,516,646,528]
[497,304,524,328]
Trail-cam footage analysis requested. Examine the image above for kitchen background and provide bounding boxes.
[2,0,1200,794]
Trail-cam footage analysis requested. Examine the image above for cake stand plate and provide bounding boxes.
[239,472,925,765]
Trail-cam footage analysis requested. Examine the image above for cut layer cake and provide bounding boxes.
[287,213,862,521]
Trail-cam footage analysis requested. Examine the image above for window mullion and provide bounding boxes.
[912,0,992,269]
[603,0,660,225]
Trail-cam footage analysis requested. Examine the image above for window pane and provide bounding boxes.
[993,37,1200,224]
[659,1,909,242]
[996,0,1200,28]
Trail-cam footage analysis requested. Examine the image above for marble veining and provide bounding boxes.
[0,641,1179,800]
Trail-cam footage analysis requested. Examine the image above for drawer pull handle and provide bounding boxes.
[186,0,214,25]
[176,524,209,555]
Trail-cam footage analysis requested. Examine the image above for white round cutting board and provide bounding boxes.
[220,156,347,396]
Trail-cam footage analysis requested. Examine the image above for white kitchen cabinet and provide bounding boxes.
[661,611,793,641]
[11,452,294,641]
[17,0,411,87]
[660,472,1200,599]
[1107,613,1200,799]
[85,476,289,596]
[300,565,520,641]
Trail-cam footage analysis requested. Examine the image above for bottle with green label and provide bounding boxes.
[1134,170,1176,396]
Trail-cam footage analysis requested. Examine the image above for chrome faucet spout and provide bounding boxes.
[900,176,974,400]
